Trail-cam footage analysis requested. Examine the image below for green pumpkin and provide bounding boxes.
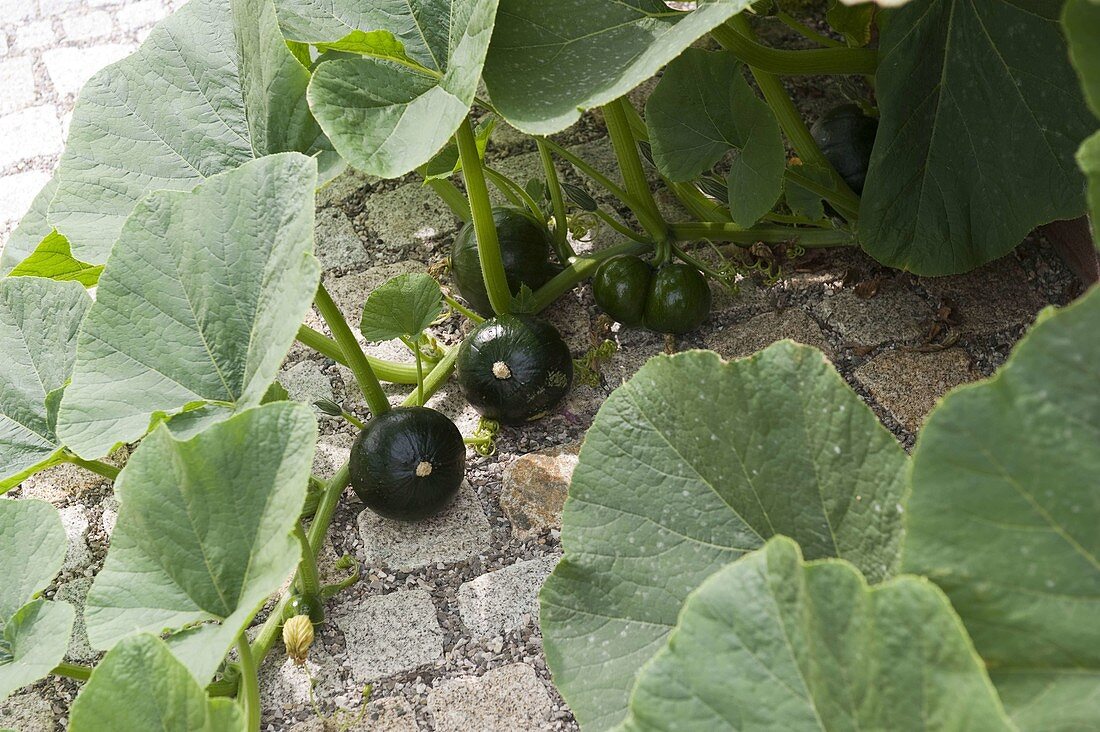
[593,255,711,334]
[455,314,573,424]
[349,407,465,522]
[450,207,562,316]
[592,254,652,327]
[644,264,711,335]
[284,592,324,624]
[810,104,878,194]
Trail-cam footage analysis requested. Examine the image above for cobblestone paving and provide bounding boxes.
[0,0,179,249]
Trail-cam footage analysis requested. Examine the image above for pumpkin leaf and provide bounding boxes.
[57,153,320,461]
[0,177,57,274]
[726,119,785,227]
[47,0,325,263]
[0,277,91,491]
[7,231,102,286]
[903,286,1100,730]
[860,0,1094,274]
[484,0,752,135]
[541,343,908,730]
[360,273,443,342]
[1065,0,1100,249]
[826,1,876,46]
[69,634,243,731]
[84,402,316,685]
[305,0,499,178]
[0,500,74,701]
[616,538,1013,732]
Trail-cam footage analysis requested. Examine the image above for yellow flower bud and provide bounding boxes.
[283,614,314,665]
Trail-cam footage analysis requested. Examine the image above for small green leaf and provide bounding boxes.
[57,153,320,460]
[7,231,102,286]
[0,277,91,491]
[826,0,875,46]
[904,286,1100,730]
[617,538,1013,732]
[542,343,908,730]
[306,0,499,178]
[860,0,1094,274]
[646,48,782,193]
[47,0,324,263]
[69,634,243,731]
[85,402,317,685]
[360,273,443,342]
[0,500,73,701]
[784,161,832,221]
[484,0,753,135]
[1065,0,1100,248]
[314,29,412,64]
[420,116,497,182]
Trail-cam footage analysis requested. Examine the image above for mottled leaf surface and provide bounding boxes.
[305,0,498,177]
[485,0,753,135]
[904,286,1100,730]
[70,634,242,731]
[0,278,91,490]
[860,0,1094,274]
[618,538,1013,732]
[541,343,908,730]
[57,154,319,460]
[47,0,322,262]
[84,403,316,684]
[0,500,73,700]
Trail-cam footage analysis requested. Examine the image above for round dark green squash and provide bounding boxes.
[455,314,573,424]
[644,264,711,334]
[450,207,562,316]
[349,406,465,522]
[592,255,652,327]
[810,104,878,194]
[284,592,324,624]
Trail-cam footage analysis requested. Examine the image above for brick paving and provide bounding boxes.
[0,0,179,251]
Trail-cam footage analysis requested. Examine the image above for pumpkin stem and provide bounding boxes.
[415,461,433,477]
[492,361,512,380]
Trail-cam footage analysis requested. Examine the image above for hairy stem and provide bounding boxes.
[236,633,260,732]
[61,454,119,481]
[602,98,669,242]
[456,118,511,315]
[293,523,320,596]
[536,139,576,261]
[423,177,471,222]
[313,284,390,417]
[296,325,422,384]
[710,22,875,74]
[444,293,485,324]
[50,662,92,682]
[671,222,856,247]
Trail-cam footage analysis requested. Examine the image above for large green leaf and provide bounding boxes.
[84,402,316,685]
[57,153,320,460]
[306,0,499,178]
[484,0,753,135]
[0,278,92,491]
[860,0,1094,274]
[541,343,909,730]
[0,500,74,701]
[46,0,324,263]
[0,178,56,274]
[1065,0,1100,248]
[904,286,1100,730]
[70,634,243,731]
[617,538,1013,732]
[7,231,102,286]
